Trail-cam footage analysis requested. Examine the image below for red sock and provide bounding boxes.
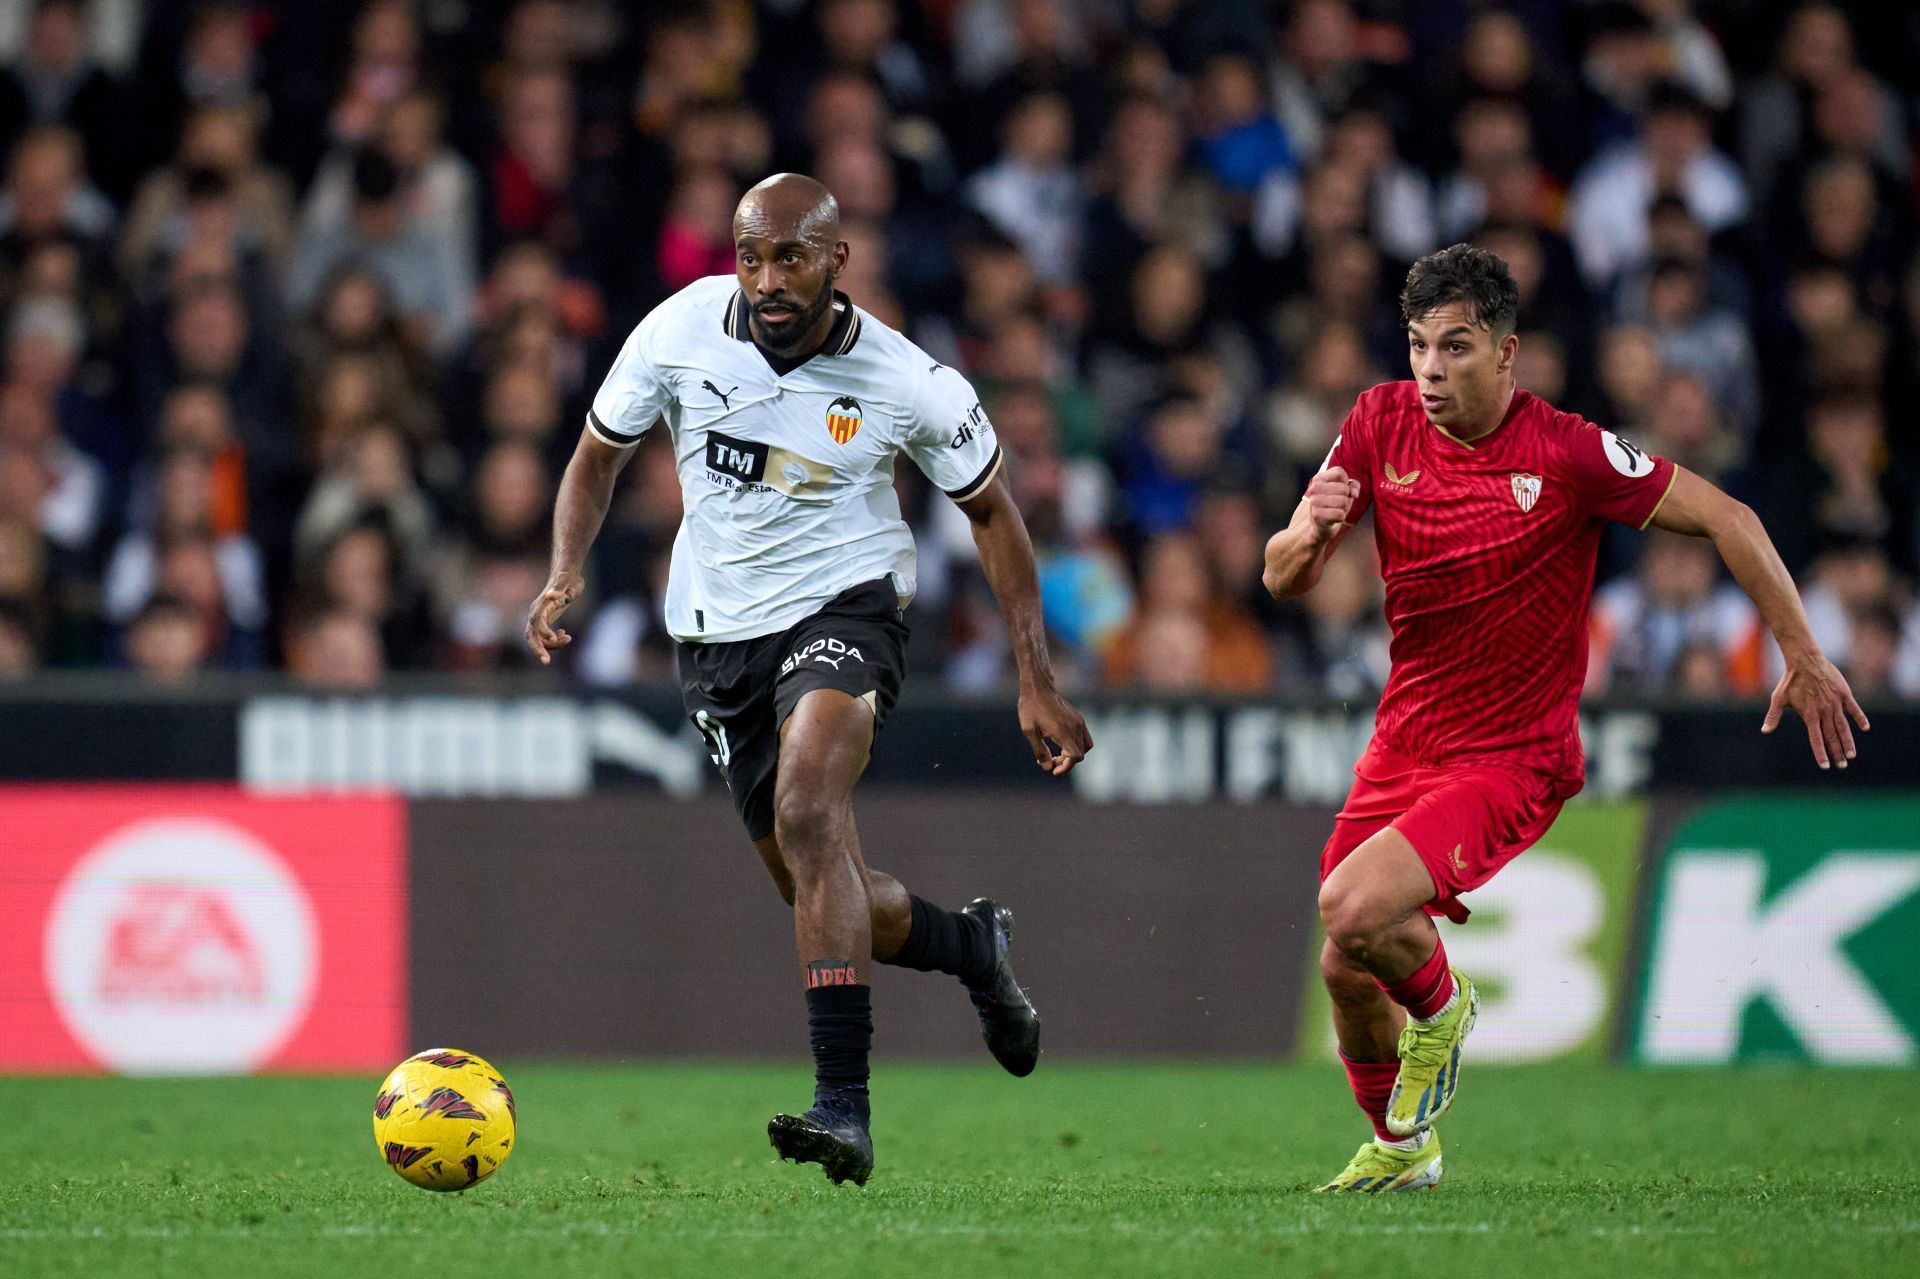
[1377,939,1456,1021]
[1340,1052,1399,1143]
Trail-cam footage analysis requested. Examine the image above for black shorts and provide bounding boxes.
[677,577,909,841]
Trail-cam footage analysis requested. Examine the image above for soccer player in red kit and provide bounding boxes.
[1265,245,1869,1193]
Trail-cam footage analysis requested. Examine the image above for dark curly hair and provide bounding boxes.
[1399,243,1520,336]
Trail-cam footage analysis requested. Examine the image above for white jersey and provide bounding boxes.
[587,275,1003,643]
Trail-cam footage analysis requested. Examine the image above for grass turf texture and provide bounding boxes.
[0,1063,1912,1278]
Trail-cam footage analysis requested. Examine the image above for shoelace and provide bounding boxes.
[1396,1020,1451,1070]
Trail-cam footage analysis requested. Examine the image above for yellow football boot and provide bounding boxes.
[1385,968,1479,1137]
[1314,1131,1443,1193]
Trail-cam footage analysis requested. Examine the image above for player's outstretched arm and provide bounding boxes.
[525,430,636,665]
[1649,465,1870,769]
[1262,468,1357,600]
[954,473,1093,776]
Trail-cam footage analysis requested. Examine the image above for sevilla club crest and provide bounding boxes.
[1510,472,1543,513]
[825,395,863,445]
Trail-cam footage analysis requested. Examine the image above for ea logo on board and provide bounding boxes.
[44,818,318,1075]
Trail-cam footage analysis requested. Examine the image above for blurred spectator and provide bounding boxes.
[1594,324,1663,432]
[655,167,738,292]
[1102,530,1272,693]
[102,446,266,647]
[1589,531,1761,693]
[430,439,551,670]
[1569,83,1746,287]
[1794,153,1904,319]
[0,0,130,198]
[973,311,1102,459]
[289,146,472,356]
[1609,193,1751,324]
[1643,256,1758,431]
[959,0,1104,163]
[1432,11,1581,181]
[1436,98,1532,242]
[967,92,1082,287]
[814,0,933,117]
[300,89,478,316]
[122,594,211,682]
[1196,50,1294,200]
[1082,92,1227,317]
[1761,394,1916,576]
[118,102,297,290]
[296,516,430,670]
[1842,600,1903,698]
[1641,372,1739,484]
[1267,0,1375,165]
[1741,4,1858,210]
[286,606,384,687]
[486,64,575,252]
[1272,529,1389,697]
[1119,395,1235,536]
[1318,99,1433,262]
[1265,321,1381,484]
[0,124,114,277]
[0,374,100,555]
[1642,0,1734,112]
[293,420,435,573]
[0,593,37,675]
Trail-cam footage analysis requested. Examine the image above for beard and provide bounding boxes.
[748,276,837,356]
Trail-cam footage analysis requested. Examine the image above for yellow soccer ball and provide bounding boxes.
[371,1048,517,1191]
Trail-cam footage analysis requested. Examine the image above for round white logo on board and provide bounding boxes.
[45,818,318,1075]
[1601,430,1655,477]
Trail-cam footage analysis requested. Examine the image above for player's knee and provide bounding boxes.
[771,788,842,870]
[1319,879,1389,964]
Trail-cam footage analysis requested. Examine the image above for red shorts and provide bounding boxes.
[1319,738,1568,922]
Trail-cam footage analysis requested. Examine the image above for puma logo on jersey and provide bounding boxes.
[1511,472,1543,513]
[1384,462,1421,487]
[780,636,865,676]
[700,380,737,409]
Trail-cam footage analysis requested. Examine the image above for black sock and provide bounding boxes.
[882,896,995,989]
[805,971,871,1125]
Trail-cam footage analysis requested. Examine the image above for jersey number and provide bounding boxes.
[695,711,731,768]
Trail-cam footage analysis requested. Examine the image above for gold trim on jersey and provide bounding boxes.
[1638,466,1680,530]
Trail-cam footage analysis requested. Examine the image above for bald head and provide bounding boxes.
[734,172,841,249]
[733,173,851,358]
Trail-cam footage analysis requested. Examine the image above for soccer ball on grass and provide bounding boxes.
[372,1047,516,1191]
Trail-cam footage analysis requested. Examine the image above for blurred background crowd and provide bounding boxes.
[0,0,1917,700]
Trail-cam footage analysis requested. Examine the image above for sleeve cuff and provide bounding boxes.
[1637,464,1679,530]
[944,445,1004,503]
[586,409,642,449]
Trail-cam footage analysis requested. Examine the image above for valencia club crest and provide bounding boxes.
[825,395,863,445]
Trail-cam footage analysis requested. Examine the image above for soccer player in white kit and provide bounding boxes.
[526,174,1092,1186]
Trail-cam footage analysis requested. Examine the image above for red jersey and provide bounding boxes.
[1325,382,1677,791]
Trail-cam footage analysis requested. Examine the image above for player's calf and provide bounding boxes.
[878,895,1040,1076]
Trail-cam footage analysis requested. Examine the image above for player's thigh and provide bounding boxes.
[770,688,875,838]
[1319,826,1440,936]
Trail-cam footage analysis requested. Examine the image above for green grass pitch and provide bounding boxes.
[1,1062,1912,1277]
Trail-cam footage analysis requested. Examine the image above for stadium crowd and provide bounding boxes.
[0,0,1916,699]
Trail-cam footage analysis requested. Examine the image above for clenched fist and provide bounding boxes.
[1305,467,1361,543]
